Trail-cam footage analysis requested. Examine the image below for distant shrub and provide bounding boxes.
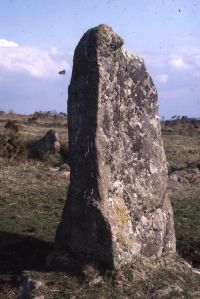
[4,120,19,133]
[32,110,67,119]
[27,116,38,123]
[58,112,67,118]
[0,124,25,161]
[33,110,57,118]
[0,110,6,116]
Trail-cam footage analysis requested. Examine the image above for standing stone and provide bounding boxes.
[55,24,176,269]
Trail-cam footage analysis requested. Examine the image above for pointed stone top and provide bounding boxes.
[87,24,124,50]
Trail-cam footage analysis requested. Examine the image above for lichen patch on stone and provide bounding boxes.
[55,24,176,269]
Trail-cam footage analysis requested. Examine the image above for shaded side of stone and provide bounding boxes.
[55,26,114,269]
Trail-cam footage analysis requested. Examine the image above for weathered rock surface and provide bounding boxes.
[17,278,43,299]
[27,129,60,160]
[55,24,176,269]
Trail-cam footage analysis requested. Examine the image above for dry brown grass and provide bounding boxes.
[0,115,199,298]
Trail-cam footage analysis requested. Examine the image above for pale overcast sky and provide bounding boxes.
[0,0,200,118]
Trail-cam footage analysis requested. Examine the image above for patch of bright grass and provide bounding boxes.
[172,194,200,267]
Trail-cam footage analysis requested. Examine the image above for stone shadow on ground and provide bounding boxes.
[0,230,105,293]
[0,231,53,274]
[0,231,86,293]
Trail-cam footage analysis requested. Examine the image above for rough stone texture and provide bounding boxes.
[55,24,176,269]
[17,278,43,299]
[27,129,60,160]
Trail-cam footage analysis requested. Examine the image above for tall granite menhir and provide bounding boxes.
[55,24,176,269]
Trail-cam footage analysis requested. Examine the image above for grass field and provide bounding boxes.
[0,115,199,298]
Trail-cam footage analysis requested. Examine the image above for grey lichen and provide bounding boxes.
[55,24,176,269]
